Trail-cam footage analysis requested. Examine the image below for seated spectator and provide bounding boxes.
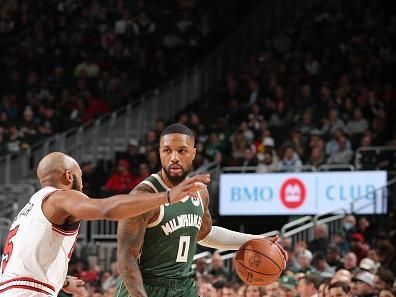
[326,129,351,157]
[313,253,335,278]
[205,132,225,161]
[373,269,394,294]
[210,251,231,282]
[279,275,298,297]
[349,233,369,262]
[221,282,237,297]
[308,224,330,255]
[117,138,146,175]
[239,147,258,172]
[256,151,281,173]
[376,241,396,273]
[328,281,351,297]
[359,258,378,274]
[281,145,302,172]
[296,273,321,297]
[231,129,246,161]
[265,281,281,297]
[307,146,325,168]
[195,258,209,279]
[353,271,376,297]
[342,252,359,274]
[103,159,135,194]
[101,261,119,292]
[321,109,347,138]
[347,108,368,137]
[243,285,267,297]
[357,217,375,245]
[297,249,316,273]
[332,269,352,284]
[327,136,353,164]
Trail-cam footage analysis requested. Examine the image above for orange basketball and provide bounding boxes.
[234,239,284,286]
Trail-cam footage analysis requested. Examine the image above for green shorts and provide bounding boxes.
[114,277,198,297]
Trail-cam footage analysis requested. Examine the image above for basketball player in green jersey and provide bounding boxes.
[115,124,288,297]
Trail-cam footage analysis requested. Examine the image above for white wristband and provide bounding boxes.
[198,226,263,250]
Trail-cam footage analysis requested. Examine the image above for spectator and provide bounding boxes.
[353,271,377,297]
[308,224,330,255]
[359,258,379,274]
[231,129,246,161]
[243,285,266,297]
[342,215,358,240]
[279,275,298,297]
[281,145,302,172]
[296,273,321,297]
[256,151,281,173]
[326,246,343,271]
[373,269,395,294]
[347,109,369,136]
[297,249,316,273]
[322,109,347,138]
[222,282,237,297]
[196,258,210,279]
[313,254,335,278]
[101,261,119,292]
[239,147,258,172]
[350,233,369,262]
[117,138,147,175]
[210,252,231,282]
[102,159,135,194]
[328,282,351,297]
[265,281,281,297]
[332,269,352,284]
[327,136,353,164]
[307,146,325,168]
[357,217,375,245]
[343,252,359,274]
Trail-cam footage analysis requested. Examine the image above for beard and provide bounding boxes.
[163,163,191,185]
[72,174,82,192]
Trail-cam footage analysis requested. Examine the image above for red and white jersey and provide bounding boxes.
[0,186,79,296]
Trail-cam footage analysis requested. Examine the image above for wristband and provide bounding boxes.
[166,189,171,204]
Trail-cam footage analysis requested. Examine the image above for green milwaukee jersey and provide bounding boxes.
[139,174,204,280]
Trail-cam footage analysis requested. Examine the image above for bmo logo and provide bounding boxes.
[280,178,306,209]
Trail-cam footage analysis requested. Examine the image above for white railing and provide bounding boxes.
[355,146,396,170]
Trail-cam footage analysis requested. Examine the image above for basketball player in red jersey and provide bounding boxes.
[0,152,209,297]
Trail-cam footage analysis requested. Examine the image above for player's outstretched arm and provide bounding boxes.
[45,174,209,222]
[196,190,288,265]
[117,184,157,297]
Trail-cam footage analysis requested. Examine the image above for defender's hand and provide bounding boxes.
[169,174,210,203]
[62,276,86,295]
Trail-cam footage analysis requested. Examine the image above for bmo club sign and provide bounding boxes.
[219,171,387,215]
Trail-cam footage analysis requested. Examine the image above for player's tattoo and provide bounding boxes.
[118,184,157,297]
[197,188,212,241]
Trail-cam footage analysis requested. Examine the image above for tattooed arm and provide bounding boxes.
[197,188,213,241]
[117,184,158,297]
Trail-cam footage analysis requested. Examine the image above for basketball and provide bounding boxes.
[234,239,284,286]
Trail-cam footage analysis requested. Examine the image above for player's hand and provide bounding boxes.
[62,275,86,295]
[169,174,210,203]
[267,235,288,270]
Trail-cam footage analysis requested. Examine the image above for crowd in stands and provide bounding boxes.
[78,0,396,196]
[0,0,249,156]
[62,213,396,296]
